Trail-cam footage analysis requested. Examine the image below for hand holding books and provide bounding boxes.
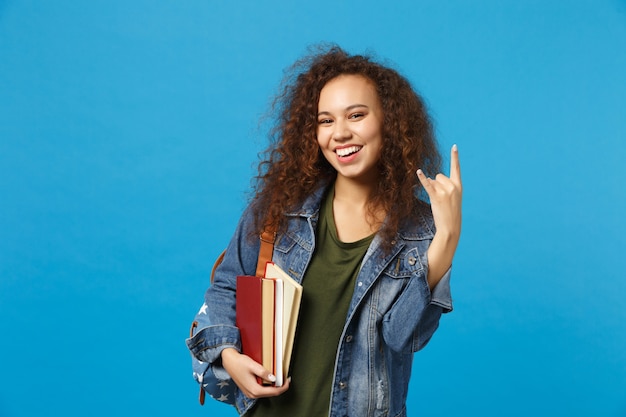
[235,262,302,388]
[220,347,290,399]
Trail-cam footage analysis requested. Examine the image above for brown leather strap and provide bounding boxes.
[199,386,206,405]
[210,231,275,284]
[189,320,207,405]
[210,250,226,284]
[256,230,276,277]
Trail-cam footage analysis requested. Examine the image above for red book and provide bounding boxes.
[235,275,275,384]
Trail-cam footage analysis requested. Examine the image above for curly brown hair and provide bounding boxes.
[251,45,441,247]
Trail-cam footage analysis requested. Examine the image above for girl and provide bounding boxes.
[187,45,462,416]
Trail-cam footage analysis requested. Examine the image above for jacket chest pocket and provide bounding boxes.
[272,232,313,281]
[383,247,425,279]
[374,247,426,310]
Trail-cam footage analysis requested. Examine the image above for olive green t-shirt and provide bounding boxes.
[249,187,374,417]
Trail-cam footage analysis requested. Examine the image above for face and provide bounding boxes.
[317,74,384,184]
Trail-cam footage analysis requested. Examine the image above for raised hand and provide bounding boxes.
[416,144,463,288]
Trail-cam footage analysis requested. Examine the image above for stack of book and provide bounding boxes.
[235,262,303,387]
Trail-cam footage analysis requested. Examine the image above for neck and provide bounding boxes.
[333,175,376,207]
[330,176,386,242]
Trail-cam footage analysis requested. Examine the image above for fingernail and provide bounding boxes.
[452,144,458,151]
[267,374,276,382]
[416,169,423,176]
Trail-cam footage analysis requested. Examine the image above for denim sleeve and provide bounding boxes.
[186,323,240,405]
[412,267,452,352]
[185,205,261,403]
[381,265,453,353]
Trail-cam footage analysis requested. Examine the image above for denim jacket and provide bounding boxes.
[186,185,453,416]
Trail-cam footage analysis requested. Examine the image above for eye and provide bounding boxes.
[318,118,333,125]
[349,112,365,119]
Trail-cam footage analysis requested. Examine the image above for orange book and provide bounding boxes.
[261,277,275,380]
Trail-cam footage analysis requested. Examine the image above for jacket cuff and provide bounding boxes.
[430,267,453,313]
[186,325,241,364]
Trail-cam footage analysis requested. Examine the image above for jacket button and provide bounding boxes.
[345,335,353,343]
[408,256,417,266]
[339,381,347,389]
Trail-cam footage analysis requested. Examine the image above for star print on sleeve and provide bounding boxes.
[217,394,229,401]
[198,303,208,315]
[217,380,230,389]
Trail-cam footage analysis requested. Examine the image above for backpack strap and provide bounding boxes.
[209,250,226,284]
[256,229,276,277]
[209,230,276,284]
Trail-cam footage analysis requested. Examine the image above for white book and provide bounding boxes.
[264,262,303,384]
[273,279,283,387]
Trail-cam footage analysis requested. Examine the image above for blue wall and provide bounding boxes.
[1,1,625,416]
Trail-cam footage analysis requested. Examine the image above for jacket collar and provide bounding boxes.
[285,182,435,240]
[284,183,329,218]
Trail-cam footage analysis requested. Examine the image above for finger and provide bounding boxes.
[416,169,434,195]
[274,377,291,394]
[432,174,458,194]
[251,363,277,385]
[247,375,290,398]
[449,144,462,186]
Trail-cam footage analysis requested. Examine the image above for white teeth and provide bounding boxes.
[336,146,362,157]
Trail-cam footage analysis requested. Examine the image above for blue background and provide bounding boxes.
[1,1,625,416]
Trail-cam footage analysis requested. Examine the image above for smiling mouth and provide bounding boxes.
[336,146,362,157]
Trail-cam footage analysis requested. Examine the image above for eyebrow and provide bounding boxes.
[317,104,369,117]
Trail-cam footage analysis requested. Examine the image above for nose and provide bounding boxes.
[331,119,351,141]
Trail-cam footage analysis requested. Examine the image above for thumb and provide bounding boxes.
[251,363,276,384]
